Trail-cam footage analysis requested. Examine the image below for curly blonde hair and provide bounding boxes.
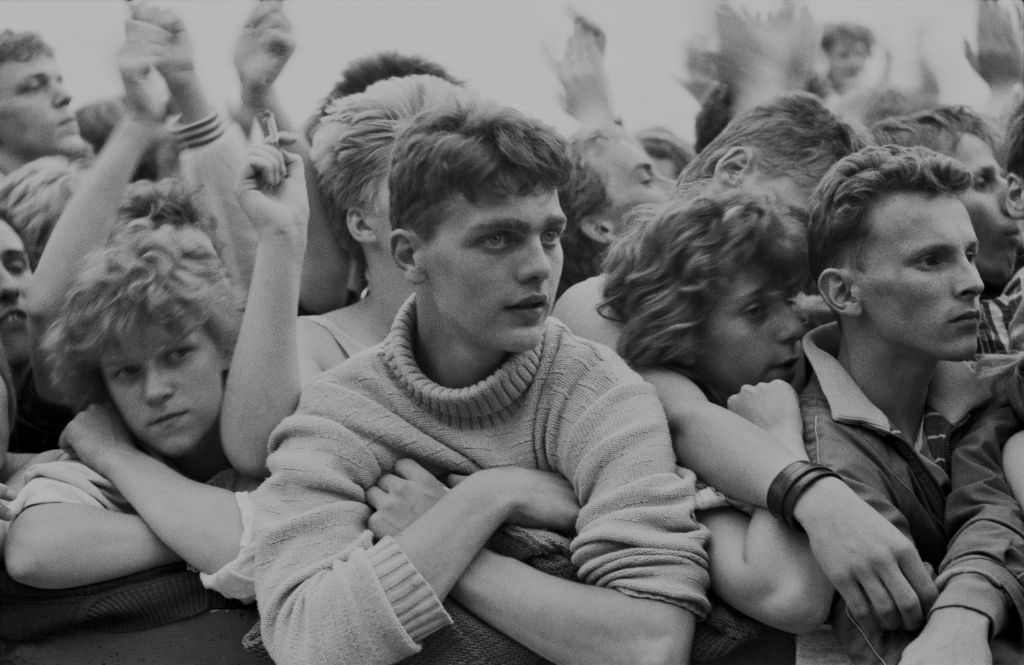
[601,192,807,374]
[43,220,243,409]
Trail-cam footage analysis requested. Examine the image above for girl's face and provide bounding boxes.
[689,268,805,402]
[99,325,228,460]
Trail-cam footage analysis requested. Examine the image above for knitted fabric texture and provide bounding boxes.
[250,295,710,665]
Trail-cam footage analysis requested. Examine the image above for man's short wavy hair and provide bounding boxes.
[1004,97,1024,177]
[870,105,1000,157]
[807,145,973,279]
[43,220,243,410]
[0,155,80,267]
[0,30,53,68]
[389,99,571,240]
[600,192,807,374]
[310,75,470,273]
[680,92,867,195]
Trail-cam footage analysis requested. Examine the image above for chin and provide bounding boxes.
[499,327,547,354]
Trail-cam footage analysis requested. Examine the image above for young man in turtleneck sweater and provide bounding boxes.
[249,99,710,665]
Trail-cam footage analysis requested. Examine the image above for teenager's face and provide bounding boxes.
[413,189,565,372]
[953,133,1020,289]
[0,57,85,164]
[586,131,671,224]
[101,327,227,459]
[689,268,804,402]
[851,193,983,362]
[0,220,30,369]
[827,41,869,86]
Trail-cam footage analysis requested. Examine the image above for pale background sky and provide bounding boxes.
[2,0,983,142]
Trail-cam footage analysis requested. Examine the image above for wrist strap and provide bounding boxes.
[767,460,841,530]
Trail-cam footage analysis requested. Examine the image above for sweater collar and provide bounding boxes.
[382,295,544,423]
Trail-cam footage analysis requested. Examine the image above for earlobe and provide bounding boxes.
[346,209,378,243]
[818,268,861,316]
[580,217,614,244]
[390,229,426,284]
[712,146,756,188]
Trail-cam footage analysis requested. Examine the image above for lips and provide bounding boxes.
[0,309,26,328]
[508,294,548,310]
[951,311,980,323]
[148,411,187,428]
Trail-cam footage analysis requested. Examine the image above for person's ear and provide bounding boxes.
[1006,172,1024,219]
[712,146,757,188]
[346,208,378,244]
[390,228,426,284]
[818,267,861,317]
[580,216,615,244]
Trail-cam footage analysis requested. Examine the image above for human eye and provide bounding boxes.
[742,301,765,322]
[541,227,564,246]
[107,365,140,383]
[16,75,45,94]
[165,345,194,365]
[2,252,27,275]
[973,169,996,190]
[481,231,512,251]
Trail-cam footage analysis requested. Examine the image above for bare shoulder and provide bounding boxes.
[551,276,623,349]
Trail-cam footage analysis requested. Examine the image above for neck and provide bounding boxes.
[837,332,936,440]
[413,298,507,389]
[359,251,414,340]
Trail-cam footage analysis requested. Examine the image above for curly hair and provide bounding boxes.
[310,74,470,275]
[0,30,53,67]
[43,220,242,410]
[870,106,1001,157]
[807,145,973,278]
[0,155,80,267]
[389,99,570,240]
[601,192,807,374]
[304,51,461,144]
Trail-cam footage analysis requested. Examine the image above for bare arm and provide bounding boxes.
[220,144,308,477]
[5,503,178,588]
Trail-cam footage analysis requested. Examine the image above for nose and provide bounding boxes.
[518,236,555,285]
[143,366,174,405]
[53,82,71,109]
[775,301,806,345]
[957,259,985,300]
[0,269,26,305]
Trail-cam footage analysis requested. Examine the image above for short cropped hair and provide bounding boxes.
[601,193,807,374]
[304,51,461,144]
[43,220,242,410]
[0,155,79,267]
[1004,97,1024,177]
[389,100,571,240]
[870,106,1000,157]
[807,145,973,278]
[0,30,53,67]
[311,75,469,271]
[681,92,867,194]
[821,22,874,54]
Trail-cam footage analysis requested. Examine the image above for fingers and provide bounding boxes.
[365,485,386,508]
[446,473,468,488]
[246,143,288,189]
[895,550,938,626]
[393,458,433,481]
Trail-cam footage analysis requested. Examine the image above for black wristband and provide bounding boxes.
[767,460,841,529]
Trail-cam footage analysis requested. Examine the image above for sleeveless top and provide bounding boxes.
[301,314,372,362]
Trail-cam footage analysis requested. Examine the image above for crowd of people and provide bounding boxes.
[0,1,1023,664]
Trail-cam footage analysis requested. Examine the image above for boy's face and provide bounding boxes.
[689,268,804,402]
[0,220,30,370]
[850,192,983,362]
[100,326,228,460]
[411,189,566,367]
[952,133,1020,289]
[0,56,85,165]
[826,40,869,86]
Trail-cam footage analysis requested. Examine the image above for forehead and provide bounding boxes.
[862,192,974,256]
[952,134,998,170]
[584,132,651,173]
[436,189,565,234]
[0,56,59,96]
[101,326,210,364]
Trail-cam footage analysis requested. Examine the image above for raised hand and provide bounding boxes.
[237,139,309,242]
[234,0,296,99]
[118,19,168,124]
[546,9,615,126]
[126,3,195,85]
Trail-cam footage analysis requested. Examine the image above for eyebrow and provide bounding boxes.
[472,215,567,232]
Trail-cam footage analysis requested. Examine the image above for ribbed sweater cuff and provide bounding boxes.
[171,112,225,150]
[368,536,452,643]
[932,571,1008,636]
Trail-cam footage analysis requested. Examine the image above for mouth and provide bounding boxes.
[507,294,549,311]
[0,309,27,328]
[951,311,980,324]
[148,411,187,427]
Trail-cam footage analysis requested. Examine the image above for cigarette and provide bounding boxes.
[257,110,280,147]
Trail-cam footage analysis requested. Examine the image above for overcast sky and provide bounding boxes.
[3,0,980,142]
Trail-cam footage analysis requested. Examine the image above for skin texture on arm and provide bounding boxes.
[1003,430,1024,506]
[4,503,179,588]
[220,144,309,477]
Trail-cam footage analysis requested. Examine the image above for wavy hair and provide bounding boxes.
[0,30,52,67]
[870,106,1000,157]
[43,220,242,410]
[601,192,807,373]
[807,145,973,277]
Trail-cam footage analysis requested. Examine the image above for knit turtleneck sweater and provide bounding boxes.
[251,296,710,665]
